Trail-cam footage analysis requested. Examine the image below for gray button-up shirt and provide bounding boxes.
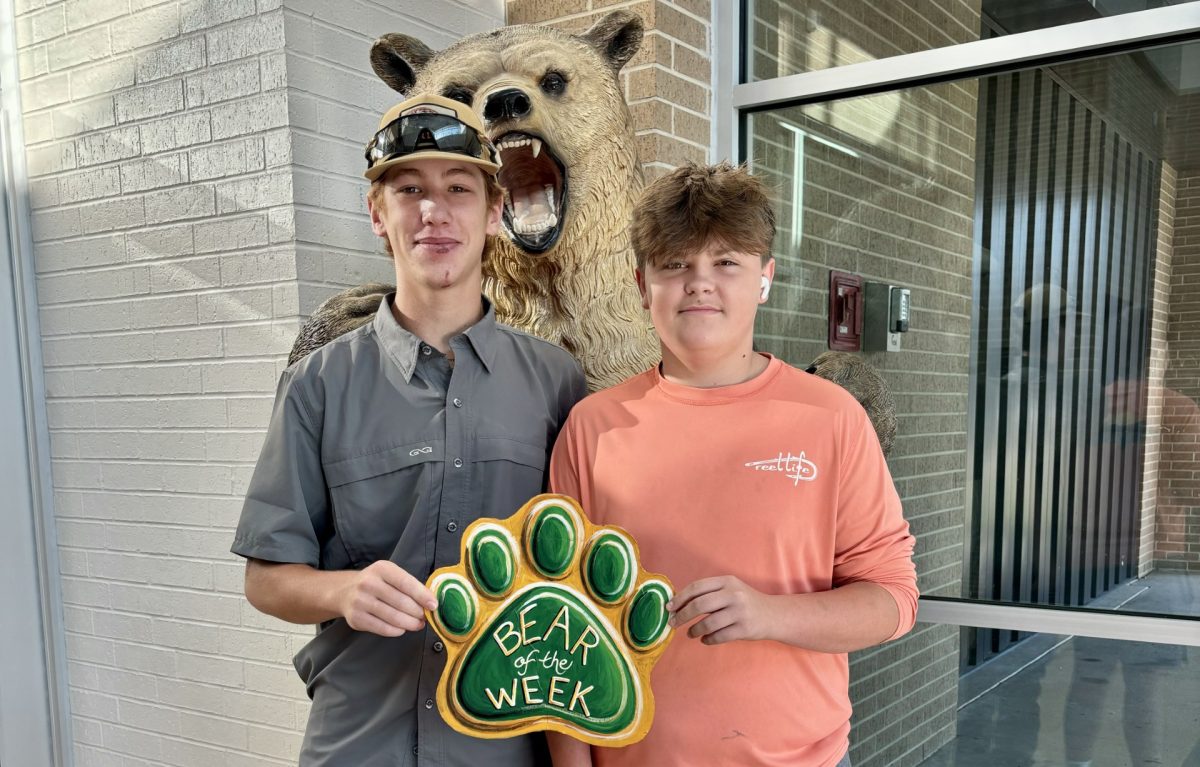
[232,295,587,767]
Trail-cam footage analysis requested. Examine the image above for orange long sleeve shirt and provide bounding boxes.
[549,356,918,767]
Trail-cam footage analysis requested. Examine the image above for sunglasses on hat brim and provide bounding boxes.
[365,113,498,172]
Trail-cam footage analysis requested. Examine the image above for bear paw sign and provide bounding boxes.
[425,494,673,746]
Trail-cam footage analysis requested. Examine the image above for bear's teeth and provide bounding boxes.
[532,138,542,158]
[544,185,554,210]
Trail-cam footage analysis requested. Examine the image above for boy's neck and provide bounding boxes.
[391,281,484,354]
[659,347,769,389]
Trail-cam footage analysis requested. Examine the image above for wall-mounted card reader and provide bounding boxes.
[864,282,911,352]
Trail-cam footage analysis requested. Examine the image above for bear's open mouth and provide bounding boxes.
[495,132,567,254]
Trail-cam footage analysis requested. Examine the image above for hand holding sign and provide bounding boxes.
[426,494,673,746]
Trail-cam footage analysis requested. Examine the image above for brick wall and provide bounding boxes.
[17,1,503,764]
[1161,170,1200,572]
[506,0,712,180]
[1141,164,1176,576]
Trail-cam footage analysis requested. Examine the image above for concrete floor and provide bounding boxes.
[920,573,1200,767]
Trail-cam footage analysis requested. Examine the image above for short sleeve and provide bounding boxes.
[231,369,328,567]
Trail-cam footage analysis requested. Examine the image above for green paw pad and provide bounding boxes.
[427,494,673,746]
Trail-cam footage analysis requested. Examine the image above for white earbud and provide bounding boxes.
[759,276,771,301]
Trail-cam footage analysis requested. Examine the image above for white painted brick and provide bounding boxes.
[111,4,180,54]
[181,0,256,34]
[200,286,271,324]
[185,58,259,107]
[204,431,267,465]
[136,35,206,82]
[113,640,177,676]
[37,265,150,304]
[65,0,130,31]
[220,248,296,287]
[294,209,375,251]
[49,429,79,458]
[188,137,264,181]
[27,140,77,176]
[244,663,299,697]
[59,165,121,203]
[320,175,365,213]
[258,0,284,11]
[263,126,290,167]
[114,79,183,122]
[75,125,140,166]
[218,626,291,664]
[68,56,136,100]
[72,745,123,767]
[100,460,232,494]
[216,169,291,213]
[206,13,283,65]
[120,153,187,193]
[43,368,74,397]
[118,698,182,736]
[19,45,49,78]
[15,0,47,16]
[153,396,228,428]
[32,207,82,241]
[24,6,66,47]
[43,332,146,366]
[67,633,117,666]
[24,111,55,143]
[148,255,222,293]
[225,393,274,427]
[153,327,224,360]
[145,184,215,224]
[212,560,244,593]
[222,322,294,358]
[152,619,222,654]
[317,251,391,287]
[93,611,153,643]
[99,722,163,761]
[22,71,72,111]
[140,111,211,154]
[30,176,60,209]
[285,55,380,114]
[231,463,255,496]
[267,206,293,243]
[52,96,116,139]
[73,717,104,747]
[60,577,112,611]
[291,131,360,176]
[39,233,126,271]
[126,223,193,261]
[260,50,285,90]
[180,708,248,748]
[202,360,277,393]
[71,363,201,396]
[76,430,205,461]
[194,212,268,253]
[123,293,199,330]
[48,25,112,71]
[209,90,287,140]
[80,197,146,234]
[163,735,283,767]
[59,548,90,577]
[72,688,120,723]
[207,496,243,528]
[108,582,240,623]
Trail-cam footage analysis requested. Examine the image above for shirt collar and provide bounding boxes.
[372,293,497,382]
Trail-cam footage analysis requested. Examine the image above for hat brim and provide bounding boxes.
[364,150,500,182]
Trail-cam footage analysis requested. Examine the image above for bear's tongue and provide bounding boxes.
[507,185,557,235]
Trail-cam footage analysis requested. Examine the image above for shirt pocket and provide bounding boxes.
[473,436,550,519]
[323,440,443,566]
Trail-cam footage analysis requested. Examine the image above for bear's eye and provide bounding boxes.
[443,87,474,105]
[540,72,567,96]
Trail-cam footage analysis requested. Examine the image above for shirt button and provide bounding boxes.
[433,641,444,652]
[447,521,458,533]
[421,344,432,356]
[412,744,418,755]
[425,698,435,709]
[453,458,463,468]
[452,397,463,408]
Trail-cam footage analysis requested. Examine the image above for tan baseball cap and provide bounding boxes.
[364,93,500,181]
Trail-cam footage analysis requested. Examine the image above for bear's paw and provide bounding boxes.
[427,494,672,746]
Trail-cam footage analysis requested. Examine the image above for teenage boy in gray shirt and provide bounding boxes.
[232,93,586,766]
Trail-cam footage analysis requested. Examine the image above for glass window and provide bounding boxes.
[746,41,1200,627]
[745,0,1200,81]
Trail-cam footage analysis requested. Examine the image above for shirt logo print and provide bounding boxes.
[409,446,434,457]
[744,452,819,486]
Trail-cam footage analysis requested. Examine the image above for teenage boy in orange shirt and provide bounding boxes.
[546,163,918,767]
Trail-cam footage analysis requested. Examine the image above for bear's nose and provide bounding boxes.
[484,88,532,122]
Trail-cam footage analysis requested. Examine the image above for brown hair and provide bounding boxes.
[631,162,776,270]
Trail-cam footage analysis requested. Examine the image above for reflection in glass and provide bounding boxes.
[747,43,1200,622]
[745,0,1200,82]
[917,633,1200,766]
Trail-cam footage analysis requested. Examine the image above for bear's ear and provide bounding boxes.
[370,33,435,94]
[580,10,643,73]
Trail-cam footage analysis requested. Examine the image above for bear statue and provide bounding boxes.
[288,10,896,456]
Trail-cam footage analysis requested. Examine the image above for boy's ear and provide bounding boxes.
[635,268,650,310]
[368,191,387,237]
